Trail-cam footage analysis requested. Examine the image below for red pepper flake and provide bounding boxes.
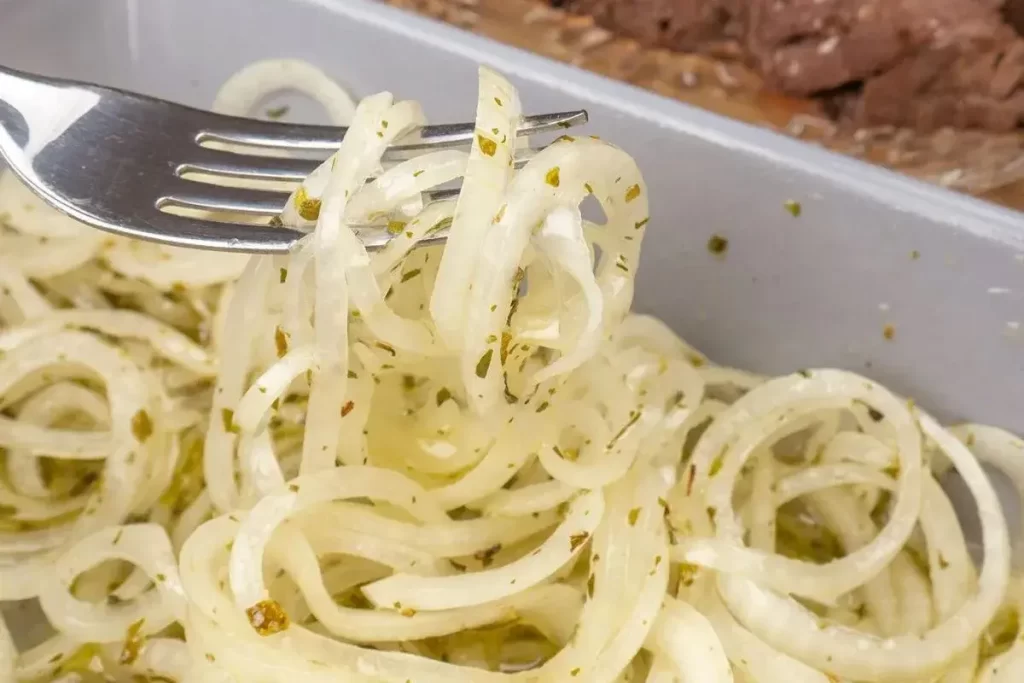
[341,401,355,418]
[625,184,641,202]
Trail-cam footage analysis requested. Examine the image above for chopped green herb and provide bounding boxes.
[275,326,288,358]
[293,188,322,221]
[246,599,290,636]
[474,543,501,567]
[436,387,453,405]
[387,220,407,235]
[131,410,153,443]
[784,199,802,217]
[545,167,561,187]
[708,450,726,477]
[500,331,513,365]
[401,268,422,283]
[477,134,498,157]
[279,267,288,283]
[707,234,729,256]
[608,411,641,449]
[569,532,589,551]
[428,216,454,235]
[119,618,146,665]
[625,184,641,202]
[265,105,290,120]
[627,507,641,526]
[221,408,239,434]
[475,349,494,378]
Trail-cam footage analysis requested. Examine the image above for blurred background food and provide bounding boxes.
[384,0,1024,211]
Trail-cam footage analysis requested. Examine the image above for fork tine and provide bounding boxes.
[157,182,292,217]
[195,110,588,153]
[179,149,322,183]
[181,143,542,184]
[159,184,462,218]
[166,155,540,215]
[120,211,304,255]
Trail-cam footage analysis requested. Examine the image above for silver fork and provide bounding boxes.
[0,65,586,254]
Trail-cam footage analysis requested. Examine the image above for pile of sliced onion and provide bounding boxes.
[0,60,1021,683]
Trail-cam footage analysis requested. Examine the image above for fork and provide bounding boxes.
[0,65,587,254]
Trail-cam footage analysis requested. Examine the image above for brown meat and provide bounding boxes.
[557,0,740,52]
[744,0,907,95]
[1007,0,1024,33]
[856,37,1024,131]
[557,0,1024,132]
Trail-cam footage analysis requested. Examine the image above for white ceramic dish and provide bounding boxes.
[1,0,1024,637]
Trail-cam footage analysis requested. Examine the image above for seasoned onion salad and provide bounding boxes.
[0,60,1023,683]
